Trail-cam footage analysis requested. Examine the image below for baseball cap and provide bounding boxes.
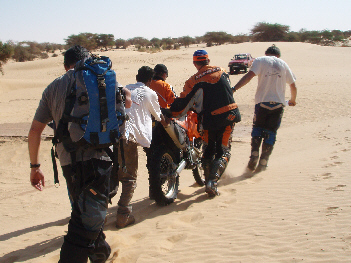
[154,64,168,74]
[265,44,281,57]
[193,50,209,61]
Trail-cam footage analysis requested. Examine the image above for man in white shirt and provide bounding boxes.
[233,45,297,173]
[115,66,165,228]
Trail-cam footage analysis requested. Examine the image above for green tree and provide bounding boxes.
[203,31,233,46]
[150,38,161,48]
[331,30,345,42]
[0,41,14,74]
[251,22,290,41]
[65,33,99,50]
[286,32,301,42]
[128,37,150,47]
[97,34,115,50]
[231,34,251,43]
[178,36,194,47]
[160,37,174,50]
[115,38,129,49]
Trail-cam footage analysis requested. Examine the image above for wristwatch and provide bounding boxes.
[30,163,41,168]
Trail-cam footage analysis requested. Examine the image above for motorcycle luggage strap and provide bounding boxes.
[211,103,238,115]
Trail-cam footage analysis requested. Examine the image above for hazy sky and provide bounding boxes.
[1,0,350,44]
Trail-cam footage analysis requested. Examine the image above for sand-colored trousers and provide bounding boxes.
[117,139,138,215]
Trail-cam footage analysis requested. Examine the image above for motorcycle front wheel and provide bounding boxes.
[192,166,205,186]
[149,146,179,206]
[192,139,205,186]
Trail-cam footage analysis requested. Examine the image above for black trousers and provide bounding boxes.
[60,159,112,263]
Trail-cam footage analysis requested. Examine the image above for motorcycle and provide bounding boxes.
[147,111,205,206]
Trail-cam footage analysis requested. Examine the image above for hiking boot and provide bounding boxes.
[254,164,267,173]
[205,180,219,198]
[255,158,268,173]
[116,214,135,228]
[247,154,259,171]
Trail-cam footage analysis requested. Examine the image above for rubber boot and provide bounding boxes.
[59,237,90,263]
[88,231,111,263]
[211,156,229,180]
[247,136,262,171]
[201,158,212,185]
[255,143,273,173]
[206,159,225,198]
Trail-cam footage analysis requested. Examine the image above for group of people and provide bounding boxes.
[28,44,297,262]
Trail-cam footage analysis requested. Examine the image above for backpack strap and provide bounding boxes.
[51,146,59,186]
[97,74,109,133]
[119,139,126,173]
[51,80,78,185]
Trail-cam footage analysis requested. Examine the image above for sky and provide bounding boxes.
[0,0,350,44]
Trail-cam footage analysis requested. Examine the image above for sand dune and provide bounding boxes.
[0,42,351,262]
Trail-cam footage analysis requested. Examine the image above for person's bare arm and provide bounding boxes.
[28,120,46,191]
[288,82,297,106]
[122,87,132,108]
[232,71,256,92]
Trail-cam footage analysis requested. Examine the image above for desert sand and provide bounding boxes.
[0,42,351,263]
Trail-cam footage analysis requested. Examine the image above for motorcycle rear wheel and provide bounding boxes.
[149,146,179,206]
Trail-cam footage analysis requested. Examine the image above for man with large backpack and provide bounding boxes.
[28,45,131,263]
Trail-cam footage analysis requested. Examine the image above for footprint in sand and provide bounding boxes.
[326,185,346,192]
[179,212,204,223]
[323,161,344,168]
[326,206,341,216]
[159,233,187,252]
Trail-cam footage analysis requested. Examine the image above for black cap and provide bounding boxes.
[265,44,281,57]
[154,64,168,74]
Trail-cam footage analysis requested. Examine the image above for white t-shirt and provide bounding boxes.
[250,56,296,104]
[124,82,162,148]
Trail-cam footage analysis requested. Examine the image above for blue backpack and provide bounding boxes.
[52,54,126,184]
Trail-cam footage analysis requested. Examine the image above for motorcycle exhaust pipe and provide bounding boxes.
[174,159,187,176]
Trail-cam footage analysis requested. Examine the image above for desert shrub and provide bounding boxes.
[0,41,14,74]
[13,45,35,62]
[39,52,49,59]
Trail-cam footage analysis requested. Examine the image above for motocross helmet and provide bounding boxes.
[265,44,281,57]
[193,50,209,61]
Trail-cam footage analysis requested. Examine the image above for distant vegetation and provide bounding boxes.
[1,22,350,74]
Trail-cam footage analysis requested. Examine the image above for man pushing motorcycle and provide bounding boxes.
[170,50,241,197]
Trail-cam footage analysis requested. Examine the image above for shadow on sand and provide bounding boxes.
[0,170,254,263]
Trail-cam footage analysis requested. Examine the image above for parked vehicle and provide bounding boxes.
[228,53,255,74]
[147,111,205,206]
